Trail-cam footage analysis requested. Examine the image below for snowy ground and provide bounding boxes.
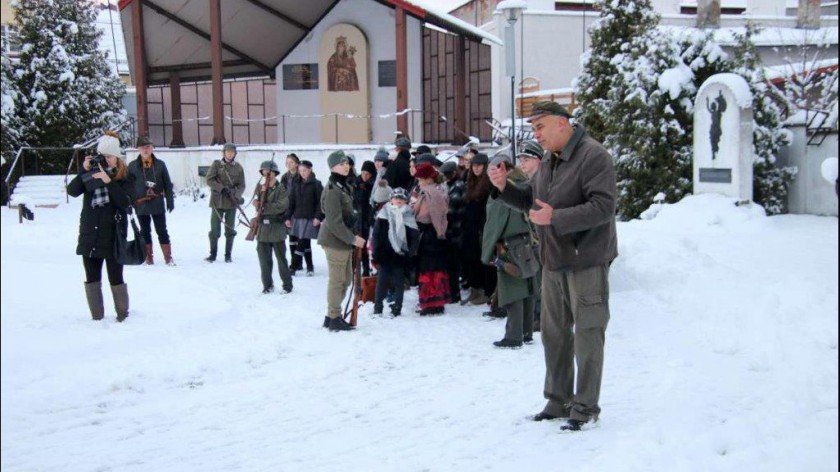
[1,193,837,472]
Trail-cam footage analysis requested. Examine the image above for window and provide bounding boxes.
[555,1,599,12]
[1,24,20,56]
[680,6,746,14]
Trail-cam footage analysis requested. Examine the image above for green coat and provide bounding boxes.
[317,176,356,249]
[253,180,289,243]
[206,158,246,210]
[481,168,536,306]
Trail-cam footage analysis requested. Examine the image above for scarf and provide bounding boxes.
[91,168,115,208]
[378,203,417,255]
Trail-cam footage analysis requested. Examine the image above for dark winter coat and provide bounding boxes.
[371,211,420,267]
[253,179,289,243]
[127,154,174,215]
[353,177,374,237]
[288,173,323,220]
[206,158,245,210]
[382,150,412,192]
[317,173,356,249]
[495,125,618,272]
[67,170,135,259]
[445,177,466,246]
[281,171,301,193]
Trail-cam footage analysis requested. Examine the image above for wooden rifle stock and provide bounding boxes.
[245,181,268,241]
[350,246,363,326]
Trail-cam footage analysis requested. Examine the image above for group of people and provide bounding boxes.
[68,101,618,433]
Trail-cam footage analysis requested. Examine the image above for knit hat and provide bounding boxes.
[361,160,376,175]
[327,150,349,169]
[260,160,280,175]
[394,136,412,150]
[517,139,544,160]
[372,180,392,204]
[300,160,313,169]
[415,162,438,180]
[389,187,408,201]
[223,143,237,155]
[96,134,124,158]
[374,148,390,162]
[135,136,153,147]
[440,161,458,175]
[471,153,489,165]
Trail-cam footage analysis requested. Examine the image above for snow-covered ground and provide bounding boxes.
[1,193,837,472]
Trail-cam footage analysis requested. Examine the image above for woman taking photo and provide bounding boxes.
[66,131,135,322]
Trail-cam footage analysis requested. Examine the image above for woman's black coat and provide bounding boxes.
[66,171,135,259]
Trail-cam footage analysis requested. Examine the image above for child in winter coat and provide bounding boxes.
[371,188,419,317]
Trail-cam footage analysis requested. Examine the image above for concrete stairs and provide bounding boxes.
[9,175,69,208]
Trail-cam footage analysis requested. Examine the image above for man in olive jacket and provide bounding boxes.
[253,160,293,294]
[317,150,366,332]
[488,101,618,432]
[127,136,175,265]
[205,143,246,262]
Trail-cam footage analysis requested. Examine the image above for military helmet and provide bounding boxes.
[260,160,280,175]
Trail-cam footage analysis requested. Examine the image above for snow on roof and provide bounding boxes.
[764,58,839,81]
[409,0,503,45]
[659,25,838,47]
[697,73,754,109]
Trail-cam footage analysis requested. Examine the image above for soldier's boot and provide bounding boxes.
[206,237,218,262]
[84,281,104,321]
[224,237,234,263]
[161,243,175,266]
[111,283,129,322]
[144,244,154,265]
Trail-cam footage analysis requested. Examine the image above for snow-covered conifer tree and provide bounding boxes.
[1,53,21,160]
[13,0,126,158]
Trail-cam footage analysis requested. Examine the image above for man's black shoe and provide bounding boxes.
[560,419,586,431]
[482,307,507,318]
[492,338,523,349]
[224,256,232,263]
[262,286,274,294]
[532,412,565,421]
[329,317,355,332]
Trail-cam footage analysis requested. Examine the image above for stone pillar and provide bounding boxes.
[693,73,754,202]
[797,0,821,29]
[696,0,721,29]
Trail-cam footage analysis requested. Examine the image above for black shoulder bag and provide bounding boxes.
[113,206,147,266]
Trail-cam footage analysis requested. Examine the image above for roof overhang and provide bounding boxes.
[118,0,501,86]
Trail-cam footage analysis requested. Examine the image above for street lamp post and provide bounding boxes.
[496,0,526,163]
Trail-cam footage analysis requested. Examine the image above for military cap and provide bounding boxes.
[327,150,349,169]
[517,139,545,160]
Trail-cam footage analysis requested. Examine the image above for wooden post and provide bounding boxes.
[454,36,467,145]
[169,73,185,147]
[395,5,408,136]
[131,0,149,137]
[209,0,225,144]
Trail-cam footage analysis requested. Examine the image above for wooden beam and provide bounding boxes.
[453,35,466,145]
[131,0,149,137]
[142,0,273,72]
[169,73,184,147]
[395,5,408,135]
[243,0,309,31]
[209,0,225,145]
[149,59,251,74]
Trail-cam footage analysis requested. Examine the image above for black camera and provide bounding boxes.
[89,153,105,169]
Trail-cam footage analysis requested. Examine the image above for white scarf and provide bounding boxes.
[378,203,417,255]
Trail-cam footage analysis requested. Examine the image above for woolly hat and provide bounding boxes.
[471,153,489,165]
[327,150,349,169]
[372,180,392,204]
[440,161,458,175]
[389,187,408,201]
[300,160,313,169]
[415,162,438,180]
[361,160,376,175]
[96,134,124,158]
[259,160,280,175]
[374,148,390,162]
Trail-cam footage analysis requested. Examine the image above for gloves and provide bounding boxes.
[492,256,506,269]
[167,200,175,213]
[220,187,231,197]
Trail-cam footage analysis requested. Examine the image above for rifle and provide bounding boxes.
[342,246,363,327]
[245,152,276,241]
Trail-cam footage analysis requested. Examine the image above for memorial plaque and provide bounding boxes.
[283,64,319,90]
[378,60,396,87]
[699,168,732,183]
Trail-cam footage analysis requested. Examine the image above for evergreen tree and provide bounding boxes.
[13,0,126,159]
[728,24,794,215]
[573,0,660,142]
[1,52,21,161]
